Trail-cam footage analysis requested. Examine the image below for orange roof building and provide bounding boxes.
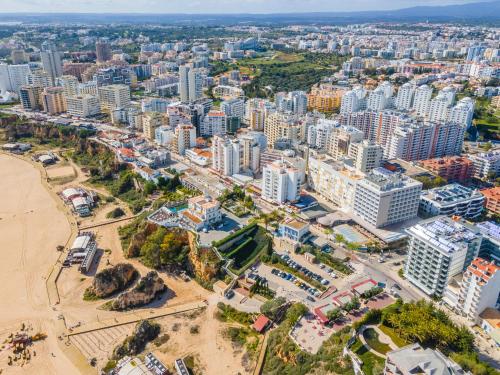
[481,186,500,215]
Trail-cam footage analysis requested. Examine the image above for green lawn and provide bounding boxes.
[378,324,407,348]
[363,328,391,355]
[351,338,385,375]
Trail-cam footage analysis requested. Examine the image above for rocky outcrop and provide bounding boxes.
[123,221,159,258]
[113,320,160,359]
[85,263,138,299]
[111,271,166,311]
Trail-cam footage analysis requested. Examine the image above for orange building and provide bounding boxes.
[481,186,500,215]
[419,156,473,183]
[307,84,346,112]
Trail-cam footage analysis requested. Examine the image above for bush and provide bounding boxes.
[106,207,125,219]
[260,297,287,320]
[113,320,160,359]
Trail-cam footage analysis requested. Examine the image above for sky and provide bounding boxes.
[0,0,484,13]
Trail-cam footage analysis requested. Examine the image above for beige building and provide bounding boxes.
[264,112,304,149]
[42,87,67,115]
[307,84,346,112]
[66,95,100,118]
[172,124,196,155]
[98,84,130,111]
[142,112,166,141]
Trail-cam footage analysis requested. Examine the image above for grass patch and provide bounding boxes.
[217,225,271,274]
[351,338,385,375]
[215,302,255,325]
[378,324,407,348]
[363,328,391,355]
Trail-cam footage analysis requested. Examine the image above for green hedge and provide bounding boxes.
[213,222,257,248]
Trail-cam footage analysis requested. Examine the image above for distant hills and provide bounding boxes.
[0,1,499,25]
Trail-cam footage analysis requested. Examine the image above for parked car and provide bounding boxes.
[306,296,315,302]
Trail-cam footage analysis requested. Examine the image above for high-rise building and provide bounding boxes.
[142,112,166,141]
[19,85,43,111]
[57,75,79,97]
[275,91,308,115]
[40,42,63,81]
[211,135,260,177]
[307,119,338,150]
[326,125,364,160]
[98,84,130,111]
[42,87,67,115]
[348,140,383,173]
[179,65,202,103]
[264,112,303,149]
[96,39,112,63]
[245,98,275,131]
[447,258,500,322]
[340,86,367,114]
[412,84,433,116]
[66,95,100,118]
[200,110,227,137]
[220,98,245,121]
[404,216,482,296]
[171,124,196,155]
[353,168,422,228]
[261,159,301,204]
[308,157,364,208]
[0,63,31,94]
[307,84,346,113]
[28,70,53,88]
[395,82,415,111]
[448,97,474,128]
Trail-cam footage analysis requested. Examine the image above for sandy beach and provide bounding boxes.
[0,153,82,374]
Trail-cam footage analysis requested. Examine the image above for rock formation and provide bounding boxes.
[111,271,166,311]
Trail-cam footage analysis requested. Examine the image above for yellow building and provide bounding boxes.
[307,84,346,112]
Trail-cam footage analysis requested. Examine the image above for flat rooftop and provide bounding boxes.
[406,216,480,255]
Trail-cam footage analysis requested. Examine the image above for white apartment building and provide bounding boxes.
[212,135,260,177]
[181,195,222,230]
[0,63,31,94]
[457,258,500,322]
[348,140,383,173]
[308,157,364,208]
[275,91,308,115]
[352,167,422,228]
[57,75,79,97]
[395,82,415,111]
[428,94,450,123]
[469,151,500,179]
[412,84,433,116]
[179,65,202,103]
[66,95,100,118]
[367,87,389,111]
[419,183,485,220]
[221,98,245,121]
[307,119,338,150]
[448,97,474,128]
[340,86,367,114]
[98,84,131,111]
[261,159,301,205]
[404,216,482,296]
[200,110,227,137]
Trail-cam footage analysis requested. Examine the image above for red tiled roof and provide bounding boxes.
[252,315,270,332]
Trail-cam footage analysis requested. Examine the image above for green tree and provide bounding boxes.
[326,308,342,322]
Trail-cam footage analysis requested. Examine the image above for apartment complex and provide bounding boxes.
[469,151,500,179]
[405,216,482,296]
[42,87,67,115]
[481,186,500,215]
[419,156,473,183]
[66,95,100,118]
[307,84,346,112]
[419,183,485,220]
[264,112,303,149]
[261,159,301,204]
[98,84,131,111]
[171,124,196,155]
[352,168,422,228]
[211,135,260,177]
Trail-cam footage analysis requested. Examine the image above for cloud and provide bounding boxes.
[0,0,481,13]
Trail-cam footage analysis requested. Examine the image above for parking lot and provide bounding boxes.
[252,263,320,309]
[197,209,249,246]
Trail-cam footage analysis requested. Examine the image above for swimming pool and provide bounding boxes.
[334,224,368,244]
[167,204,188,213]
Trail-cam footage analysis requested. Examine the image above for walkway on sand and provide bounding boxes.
[253,331,270,375]
[67,300,208,336]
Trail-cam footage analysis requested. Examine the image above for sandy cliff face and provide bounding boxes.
[112,271,166,310]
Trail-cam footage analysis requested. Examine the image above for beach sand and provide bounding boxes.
[0,153,84,374]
